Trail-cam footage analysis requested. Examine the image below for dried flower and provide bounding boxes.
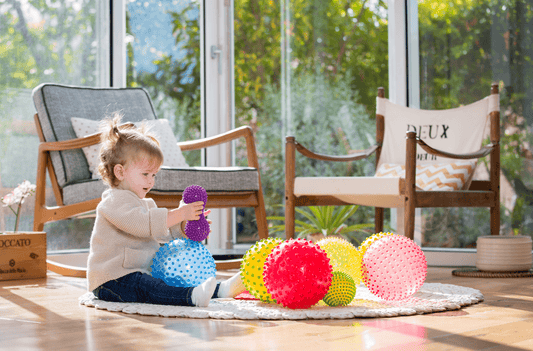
[1,180,36,233]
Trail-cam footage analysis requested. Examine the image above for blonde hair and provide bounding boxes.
[98,112,164,187]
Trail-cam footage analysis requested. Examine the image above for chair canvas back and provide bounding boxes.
[32,83,158,187]
[376,94,499,169]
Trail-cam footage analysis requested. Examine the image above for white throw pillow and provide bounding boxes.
[376,96,492,167]
[71,117,189,179]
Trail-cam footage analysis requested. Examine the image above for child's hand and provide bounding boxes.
[178,208,212,236]
[179,201,205,221]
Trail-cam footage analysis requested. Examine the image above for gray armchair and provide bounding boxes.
[33,83,268,271]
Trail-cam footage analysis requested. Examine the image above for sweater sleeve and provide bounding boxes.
[168,199,187,240]
[99,191,170,242]
[169,222,187,240]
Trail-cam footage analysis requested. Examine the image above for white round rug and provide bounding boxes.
[78,283,483,320]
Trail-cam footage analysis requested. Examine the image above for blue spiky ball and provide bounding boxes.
[150,238,216,287]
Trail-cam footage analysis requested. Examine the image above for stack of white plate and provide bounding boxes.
[476,235,532,272]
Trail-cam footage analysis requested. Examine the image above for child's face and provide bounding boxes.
[115,158,161,199]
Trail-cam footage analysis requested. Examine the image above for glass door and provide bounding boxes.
[233,0,389,246]
[0,0,110,252]
[417,0,533,249]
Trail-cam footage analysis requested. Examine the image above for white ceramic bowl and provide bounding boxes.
[476,235,532,272]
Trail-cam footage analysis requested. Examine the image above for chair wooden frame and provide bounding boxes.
[34,114,269,270]
[285,84,501,240]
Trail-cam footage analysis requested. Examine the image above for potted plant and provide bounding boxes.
[1,180,47,281]
[267,205,374,245]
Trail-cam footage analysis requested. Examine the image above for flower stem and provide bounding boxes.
[7,205,17,216]
[14,202,22,232]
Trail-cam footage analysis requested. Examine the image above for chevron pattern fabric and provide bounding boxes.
[375,161,476,191]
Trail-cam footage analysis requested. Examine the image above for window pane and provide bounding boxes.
[126,0,201,166]
[418,0,533,247]
[0,1,109,252]
[234,1,389,245]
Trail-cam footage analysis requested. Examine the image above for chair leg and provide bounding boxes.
[254,190,269,240]
[490,205,500,236]
[34,149,48,232]
[285,196,295,239]
[33,189,46,232]
[404,131,417,240]
[33,218,45,232]
[285,136,296,240]
[375,207,383,233]
[404,203,415,240]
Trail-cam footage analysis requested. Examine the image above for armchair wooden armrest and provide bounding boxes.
[35,132,103,212]
[288,137,380,162]
[416,137,495,160]
[177,126,259,168]
[38,133,101,152]
[37,121,140,153]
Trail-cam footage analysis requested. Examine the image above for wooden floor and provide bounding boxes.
[1,267,533,351]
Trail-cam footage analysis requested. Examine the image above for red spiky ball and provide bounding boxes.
[263,238,332,309]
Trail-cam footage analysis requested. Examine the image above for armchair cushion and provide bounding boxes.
[62,167,260,205]
[32,83,157,187]
[293,176,404,208]
[71,117,189,179]
[375,161,477,191]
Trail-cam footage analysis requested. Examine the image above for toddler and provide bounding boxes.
[87,113,245,307]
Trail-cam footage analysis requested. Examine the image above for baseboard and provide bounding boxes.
[422,248,477,267]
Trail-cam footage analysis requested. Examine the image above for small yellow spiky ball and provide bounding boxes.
[240,237,283,303]
[322,271,356,307]
[316,237,362,285]
[358,232,396,258]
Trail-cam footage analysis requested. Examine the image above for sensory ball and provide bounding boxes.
[240,237,284,303]
[358,232,395,257]
[150,238,216,287]
[361,235,427,301]
[263,238,332,309]
[316,237,363,285]
[182,185,210,241]
[322,271,357,307]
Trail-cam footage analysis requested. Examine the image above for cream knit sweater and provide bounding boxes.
[87,188,185,292]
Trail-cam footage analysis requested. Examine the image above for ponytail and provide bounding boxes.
[97,112,163,187]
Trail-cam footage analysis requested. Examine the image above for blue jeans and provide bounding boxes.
[93,272,220,306]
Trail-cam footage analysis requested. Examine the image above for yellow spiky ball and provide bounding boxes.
[316,237,362,285]
[240,237,283,303]
[358,232,396,258]
[322,271,357,307]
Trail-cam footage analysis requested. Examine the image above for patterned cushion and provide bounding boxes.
[32,84,157,187]
[71,117,189,179]
[375,161,476,191]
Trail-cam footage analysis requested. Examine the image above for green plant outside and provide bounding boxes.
[267,204,374,245]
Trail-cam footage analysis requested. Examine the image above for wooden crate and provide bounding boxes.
[0,231,47,281]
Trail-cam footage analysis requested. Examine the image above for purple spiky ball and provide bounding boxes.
[182,185,210,241]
